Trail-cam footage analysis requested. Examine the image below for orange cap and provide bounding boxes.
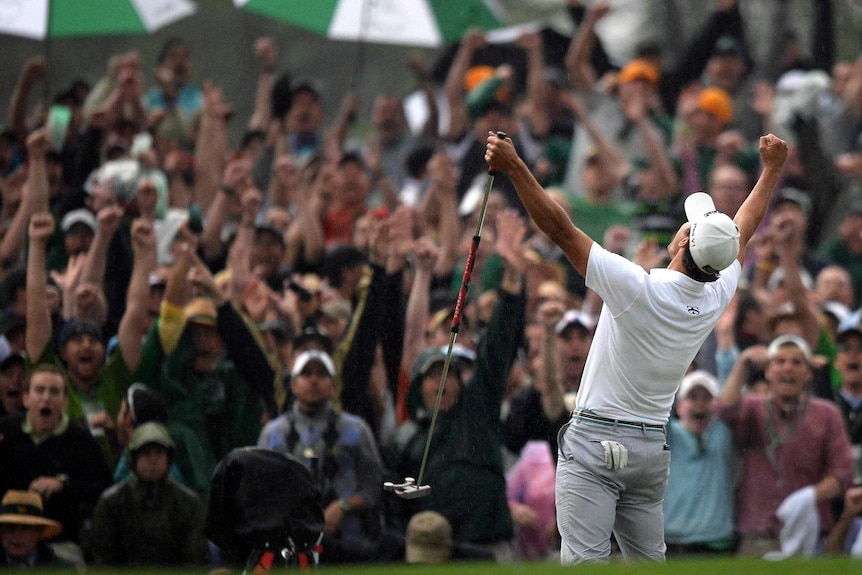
[617,59,660,86]
[697,87,734,124]
[464,65,495,92]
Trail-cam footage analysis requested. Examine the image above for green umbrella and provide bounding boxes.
[233,0,505,48]
[0,0,197,40]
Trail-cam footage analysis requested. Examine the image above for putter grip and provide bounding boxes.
[488,131,508,175]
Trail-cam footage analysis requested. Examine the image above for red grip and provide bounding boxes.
[451,236,481,332]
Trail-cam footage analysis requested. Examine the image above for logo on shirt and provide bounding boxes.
[687,306,701,315]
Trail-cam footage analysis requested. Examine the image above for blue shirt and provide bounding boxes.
[664,418,736,545]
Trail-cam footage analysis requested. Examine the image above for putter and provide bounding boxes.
[385,131,507,500]
[383,477,431,499]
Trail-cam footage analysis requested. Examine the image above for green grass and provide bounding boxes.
[46,557,862,574]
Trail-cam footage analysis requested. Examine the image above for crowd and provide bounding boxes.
[3,0,862,569]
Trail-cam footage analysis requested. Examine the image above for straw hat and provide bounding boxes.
[0,490,62,540]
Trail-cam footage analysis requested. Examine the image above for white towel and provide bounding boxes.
[764,486,819,560]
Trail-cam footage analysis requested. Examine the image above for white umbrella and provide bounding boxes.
[0,0,197,40]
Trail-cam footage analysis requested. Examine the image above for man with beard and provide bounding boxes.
[0,365,111,556]
[719,334,853,557]
[502,303,595,462]
[664,370,735,555]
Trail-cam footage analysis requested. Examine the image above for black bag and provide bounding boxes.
[206,447,324,567]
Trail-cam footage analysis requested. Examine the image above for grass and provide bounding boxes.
[45,556,862,574]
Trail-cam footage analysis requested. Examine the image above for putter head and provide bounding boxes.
[383,477,431,499]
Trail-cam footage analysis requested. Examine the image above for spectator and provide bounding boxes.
[258,349,385,563]
[0,353,25,418]
[26,215,157,468]
[405,510,453,565]
[133,243,279,499]
[145,38,203,154]
[111,383,183,485]
[824,485,862,556]
[322,152,373,248]
[386,210,526,561]
[718,334,853,557]
[675,86,760,196]
[664,370,735,556]
[503,304,594,461]
[506,440,558,561]
[91,422,207,566]
[0,490,74,570]
[831,317,862,486]
[820,204,862,305]
[0,365,112,558]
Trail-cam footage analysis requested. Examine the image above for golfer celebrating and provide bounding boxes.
[485,132,787,563]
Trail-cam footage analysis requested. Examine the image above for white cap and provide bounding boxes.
[677,370,719,401]
[291,349,335,378]
[555,309,597,335]
[60,209,97,234]
[685,192,740,275]
[767,334,811,362]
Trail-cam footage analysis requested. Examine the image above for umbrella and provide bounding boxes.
[233,0,505,48]
[0,0,197,40]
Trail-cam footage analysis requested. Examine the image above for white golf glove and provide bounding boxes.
[601,440,628,470]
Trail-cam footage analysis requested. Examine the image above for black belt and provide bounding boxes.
[572,410,665,431]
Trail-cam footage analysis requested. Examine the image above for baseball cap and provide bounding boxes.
[0,351,24,373]
[617,59,660,86]
[697,87,734,124]
[767,334,812,362]
[128,421,175,452]
[837,309,862,342]
[823,301,851,327]
[417,348,448,378]
[126,383,168,425]
[677,370,719,401]
[555,309,596,336]
[255,224,286,248]
[184,297,217,327]
[712,35,745,59]
[292,325,333,353]
[60,208,97,234]
[58,319,103,347]
[772,187,812,217]
[685,192,740,275]
[291,349,335,378]
[405,510,452,564]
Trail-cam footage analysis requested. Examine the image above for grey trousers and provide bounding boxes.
[556,416,671,564]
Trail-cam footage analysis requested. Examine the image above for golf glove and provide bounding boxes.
[601,440,628,470]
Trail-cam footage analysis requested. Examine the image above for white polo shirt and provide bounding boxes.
[575,242,740,425]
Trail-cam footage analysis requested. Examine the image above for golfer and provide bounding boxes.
[485,132,788,563]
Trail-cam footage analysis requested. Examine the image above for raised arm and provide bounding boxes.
[733,134,788,263]
[443,29,484,140]
[117,219,157,374]
[248,37,277,132]
[0,129,51,268]
[8,57,47,146]
[485,132,593,276]
[25,213,55,361]
[193,82,231,213]
[402,236,439,386]
[79,206,123,290]
[564,1,609,93]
